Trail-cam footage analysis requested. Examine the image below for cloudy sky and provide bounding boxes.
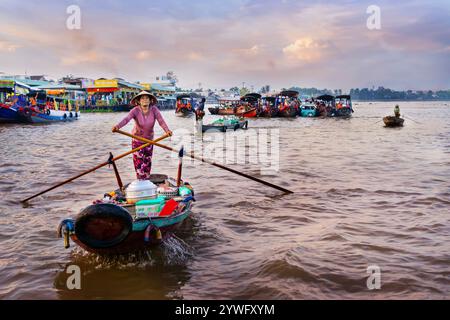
[0,0,449,90]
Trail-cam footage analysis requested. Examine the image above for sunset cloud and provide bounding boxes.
[283,38,330,62]
[0,0,448,90]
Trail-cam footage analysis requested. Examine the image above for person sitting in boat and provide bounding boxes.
[394,105,400,118]
[112,91,172,180]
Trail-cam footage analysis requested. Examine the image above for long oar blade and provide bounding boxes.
[116,130,293,194]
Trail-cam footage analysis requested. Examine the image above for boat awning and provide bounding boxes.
[315,94,335,101]
[87,87,119,93]
[279,90,299,98]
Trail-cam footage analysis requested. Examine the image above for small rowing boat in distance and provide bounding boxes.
[202,117,248,133]
[383,116,404,127]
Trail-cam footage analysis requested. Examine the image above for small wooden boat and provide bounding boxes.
[57,175,195,255]
[175,94,195,117]
[209,97,241,116]
[209,106,256,117]
[239,93,260,118]
[276,90,300,118]
[202,117,249,133]
[259,107,278,118]
[383,116,404,127]
[299,103,319,117]
[334,95,354,118]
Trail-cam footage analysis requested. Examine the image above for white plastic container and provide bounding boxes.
[126,180,157,204]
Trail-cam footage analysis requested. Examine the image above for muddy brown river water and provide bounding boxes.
[0,102,449,299]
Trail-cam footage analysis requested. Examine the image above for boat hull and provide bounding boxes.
[277,106,297,118]
[258,108,278,118]
[211,107,257,117]
[202,120,248,133]
[0,105,27,123]
[383,116,404,127]
[334,107,353,118]
[175,108,194,117]
[70,208,192,255]
[29,110,80,123]
[208,107,219,115]
[241,108,257,118]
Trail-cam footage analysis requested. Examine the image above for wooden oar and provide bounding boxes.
[21,133,171,203]
[116,130,294,194]
[403,115,422,124]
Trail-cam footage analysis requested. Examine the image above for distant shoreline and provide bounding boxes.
[352,100,450,102]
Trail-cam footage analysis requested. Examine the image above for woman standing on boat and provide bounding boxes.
[112,91,172,180]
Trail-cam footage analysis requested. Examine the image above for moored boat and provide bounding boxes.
[314,95,335,117]
[276,90,299,118]
[383,116,404,127]
[175,94,195,117]
[299,103,319,117]
[334,95,354,118]
[239,93,261,118]
[259,96,278,118]
[0,104,79,123]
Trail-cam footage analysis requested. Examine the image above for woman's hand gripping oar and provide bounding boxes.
[115,130,294,194]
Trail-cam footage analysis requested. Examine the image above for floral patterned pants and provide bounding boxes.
[132,139,154,180]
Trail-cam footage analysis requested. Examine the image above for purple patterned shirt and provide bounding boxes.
[115,105,170,141]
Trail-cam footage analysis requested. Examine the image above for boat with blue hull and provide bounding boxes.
[0,105,80,124]
[28,109,80,123]
[0,105,27,123]
[299,103,319,117]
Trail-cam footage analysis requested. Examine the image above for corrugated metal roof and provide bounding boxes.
[34,84,83,90]
[150,83,176,92]
[117,80,144,90]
